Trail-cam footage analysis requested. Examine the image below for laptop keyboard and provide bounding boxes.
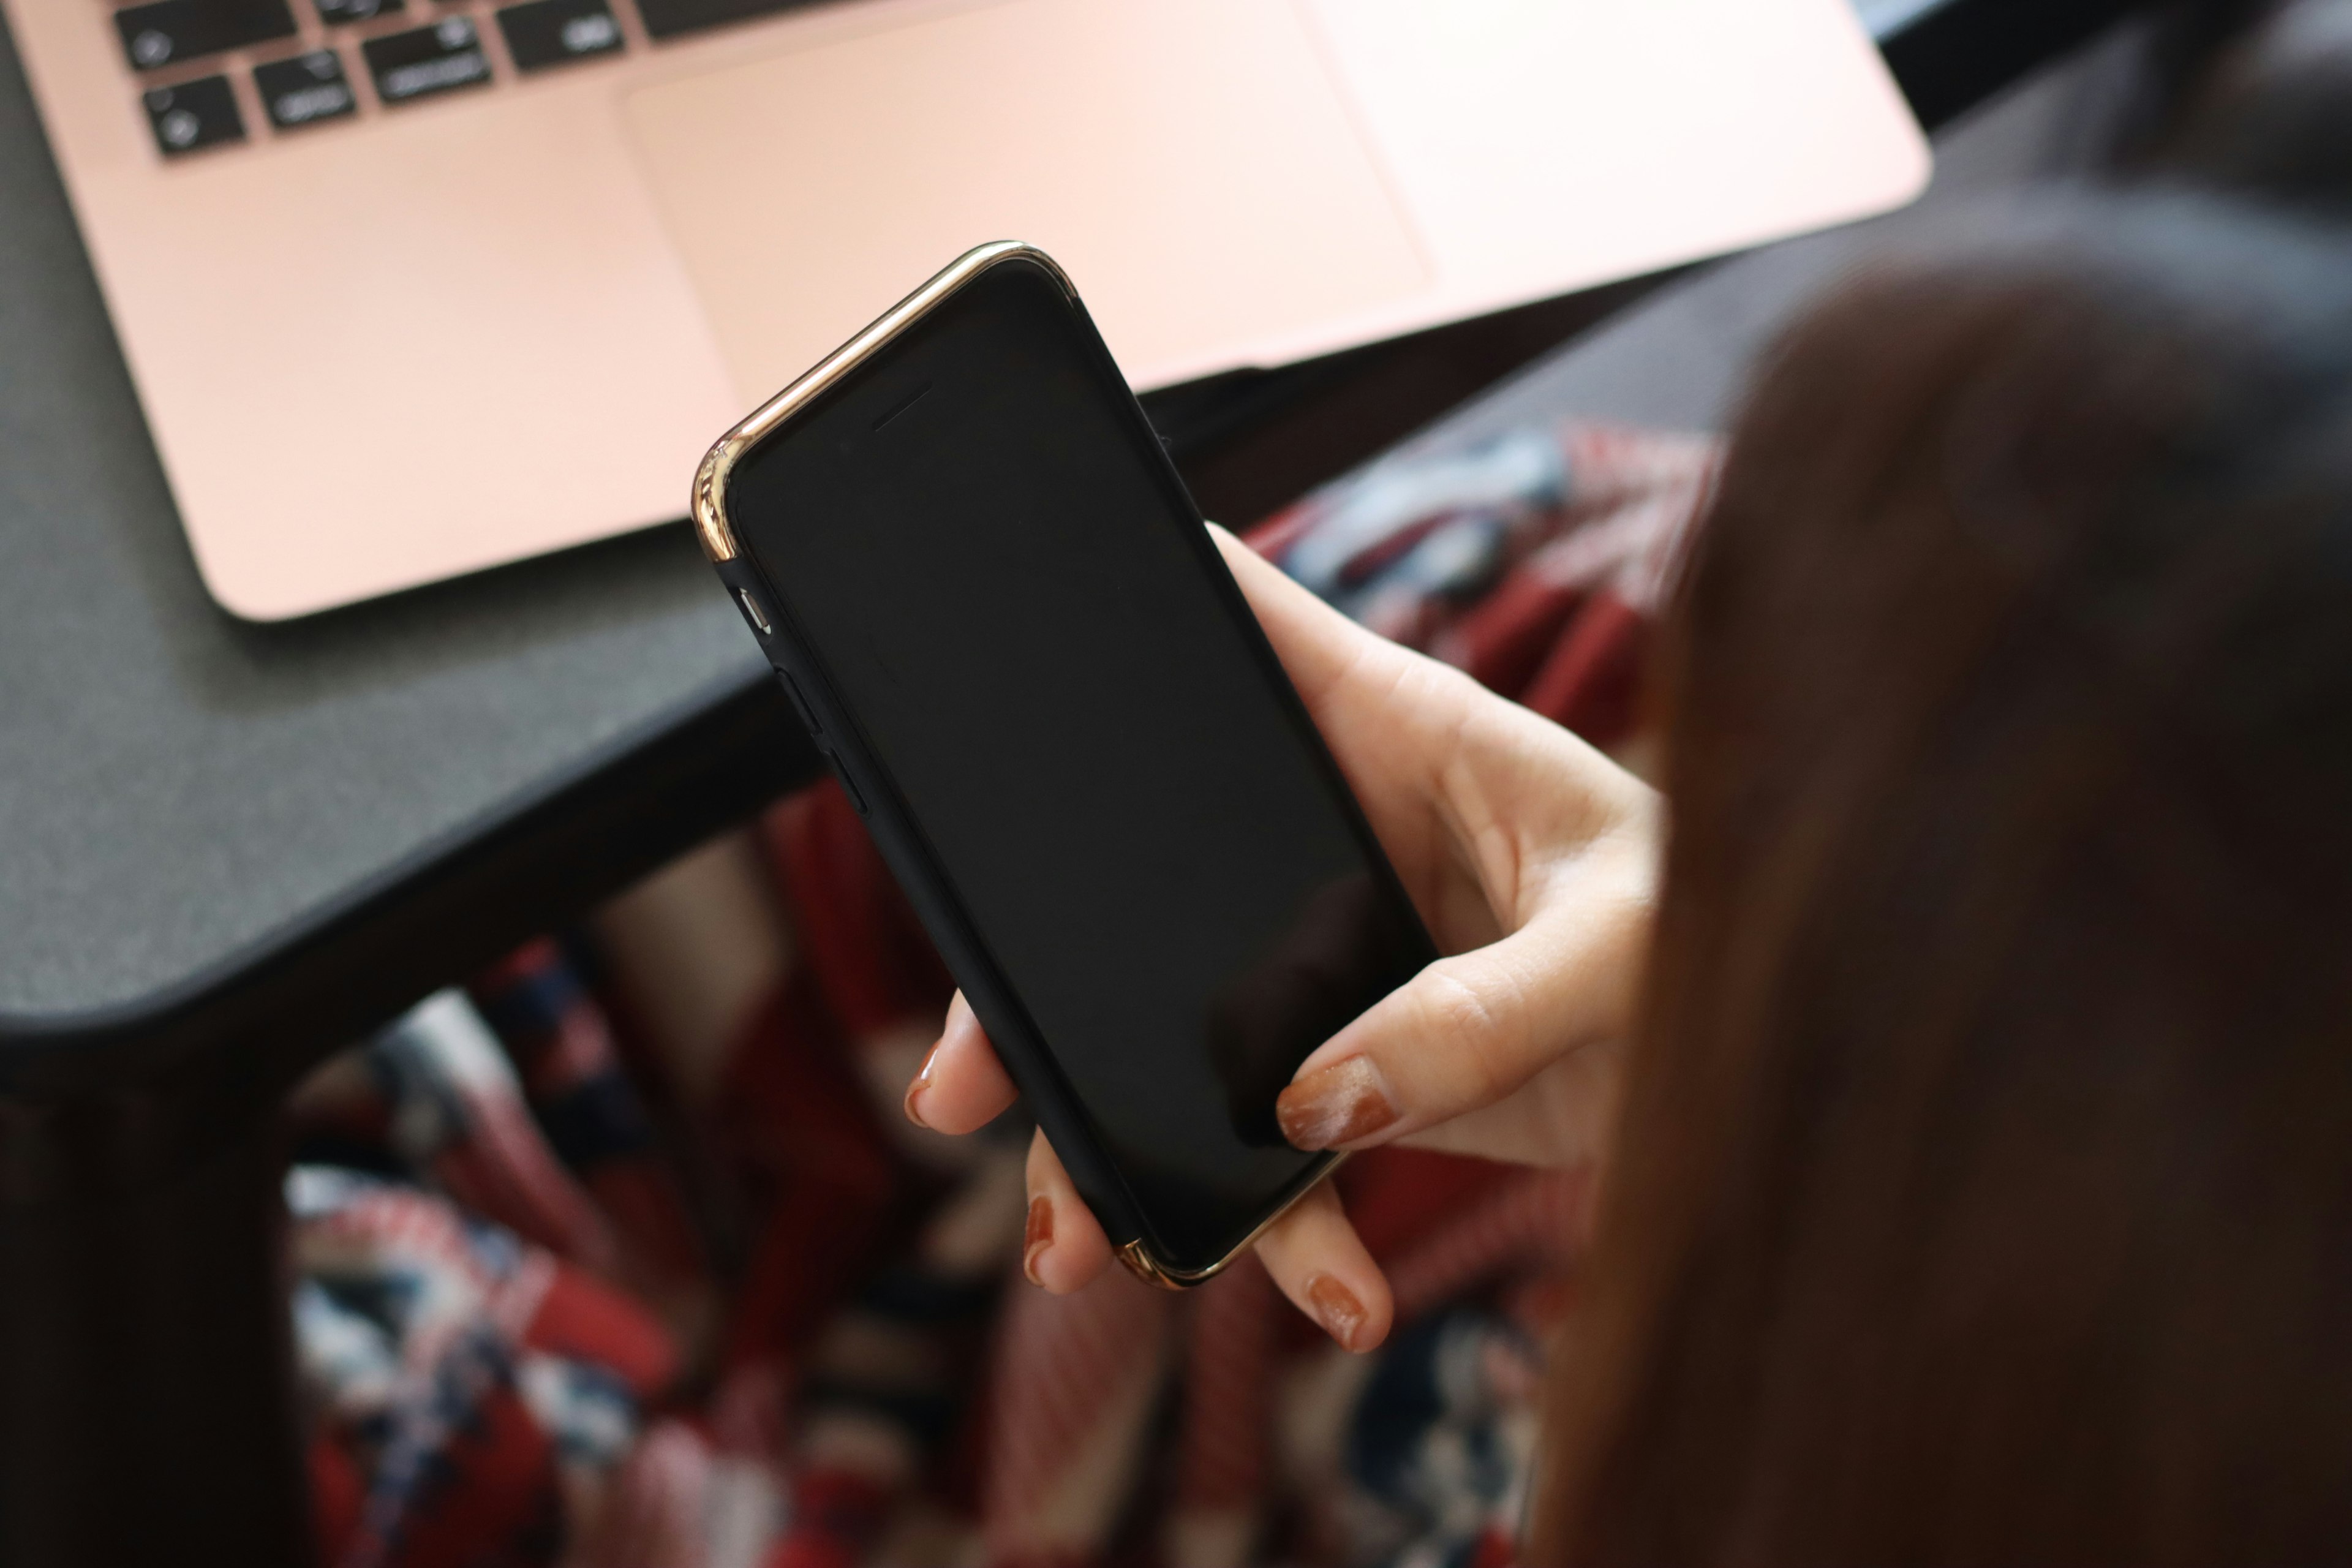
[116,0,831,157]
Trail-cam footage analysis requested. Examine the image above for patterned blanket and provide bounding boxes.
[284,420,1719,1568]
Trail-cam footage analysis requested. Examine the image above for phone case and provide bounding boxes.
[692,242,1397,1286]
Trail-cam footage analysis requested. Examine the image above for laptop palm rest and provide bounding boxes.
[622,0,1429,400]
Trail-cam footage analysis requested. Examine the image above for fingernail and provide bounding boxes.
[1306,1273,1368,1352]
[1276,1056,1399,1150]
[902,1036,942,1129]
[1022,1195,1054,1286]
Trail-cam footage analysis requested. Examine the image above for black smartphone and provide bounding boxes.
[692,243,1436,1285]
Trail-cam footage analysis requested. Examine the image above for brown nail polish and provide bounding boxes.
[1022,1194,1054,1286]
[902,1038,943,1128]
[1306,1273,1368,1352]
[1276,1057,1400,1150]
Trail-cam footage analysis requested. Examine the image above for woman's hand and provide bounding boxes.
[903,525,1659,1352]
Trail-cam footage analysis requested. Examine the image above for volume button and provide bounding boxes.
[777,671,823,736]
[834,764,869,816]
[817,745,867,815]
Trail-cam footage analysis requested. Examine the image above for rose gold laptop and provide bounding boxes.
[4,0,1926,619]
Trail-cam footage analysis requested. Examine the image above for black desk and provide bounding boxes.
[0,1,2138,1559]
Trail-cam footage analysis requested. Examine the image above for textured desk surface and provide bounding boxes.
[0,9,805,1089]
[0,0,2136,1098]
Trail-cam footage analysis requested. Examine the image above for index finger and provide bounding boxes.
[1208,524,1469,741]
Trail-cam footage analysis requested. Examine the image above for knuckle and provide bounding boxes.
[1422,967,1496,1046]
[1418,960,1531,1103]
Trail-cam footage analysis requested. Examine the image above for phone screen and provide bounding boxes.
[727,260,1430,1273]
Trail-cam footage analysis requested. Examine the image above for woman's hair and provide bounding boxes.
[2146,0,2352,211]
[1531,14,2352,1561]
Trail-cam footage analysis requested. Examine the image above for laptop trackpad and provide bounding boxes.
[624,0,1428,399]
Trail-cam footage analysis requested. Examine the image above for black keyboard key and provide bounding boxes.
[116,0,296,72]
[631,0,820,42]
[497,0,623,71]
[255,50,356,129]
[315,0,402,24]
[361,17,493,105]
[141,75,244,155]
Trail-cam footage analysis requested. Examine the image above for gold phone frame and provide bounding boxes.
[1114,1148,1350,1288]
[690,241,1346,1290]
[693,241,1066,566]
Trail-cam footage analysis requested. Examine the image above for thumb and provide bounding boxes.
[1275,888,1645,1152]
